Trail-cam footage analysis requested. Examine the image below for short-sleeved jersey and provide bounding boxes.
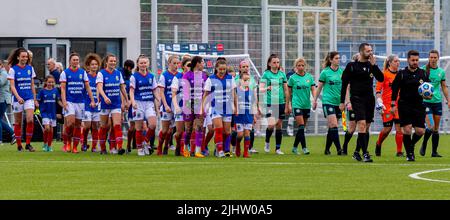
[288,72,315,109]
[7,65,36,102]
[60,68,89,103]
[260,70,287,105]
[85,72,99,112]
[96,69,124,109]
[38,88,60,119]
[319,67,343,106]
[204,74,236,116]
[171,76,184,108]
[234,74,257,91]
[376,69,398,111]
[422,66,446,104]
[235,86,254,124]
[158,70,183,111]
[181,71,208,114]
[130,72,157,102]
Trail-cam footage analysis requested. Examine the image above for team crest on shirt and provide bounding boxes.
[386,114,391,119]
[149,78,153,84]
[116,76,119,81]
[53,94,56,99]
[419,79,424,84]
[426,108,430,112]
[68,75,72,79]
[351,113,355,118]
[27,70,31,75]
[306,80,310,83]
[363,67,367,72]
[105,77,109,81]
[79,75,83,80]
[370,73,374,78]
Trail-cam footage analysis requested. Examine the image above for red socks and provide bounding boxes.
[99,127,108,151]
[202,131,214,152]
[44,129,53,147]
[157,131,166,155]
[72,127,81,150]
[136,130,144,149]
[83,128,90,146]
[109,129,116,150]
[114,125,123,150]
[396,132,403,153]
[214,128,224,152]
[26,122,33,145]
[190,131,196,154]
[14,124,22,147]
[92,129,99,150]
[48,129,53,147]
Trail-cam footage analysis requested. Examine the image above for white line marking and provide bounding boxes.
[0,160,450,167]
[409,169,450,184]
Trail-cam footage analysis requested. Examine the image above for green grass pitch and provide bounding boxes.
[0,135,449,200]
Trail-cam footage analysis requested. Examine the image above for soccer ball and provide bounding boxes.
[418,82,434,98]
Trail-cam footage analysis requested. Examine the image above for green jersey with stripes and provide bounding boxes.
[260,70,288,105]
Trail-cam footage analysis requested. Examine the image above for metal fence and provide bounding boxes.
[140,0,448,135]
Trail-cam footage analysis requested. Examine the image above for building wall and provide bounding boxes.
[0,0,141,59]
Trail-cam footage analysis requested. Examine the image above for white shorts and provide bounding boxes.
[100,108,122,117]
[132,101,156,121]
[236,123,253,132]
[13,100,35,113]
[42,118,57,127]
[83,111,100,122]
[203,113,213,127]
[161,112,175,121]
[211,112,232,123]
[65,102,85,120]
[175,114,184,122]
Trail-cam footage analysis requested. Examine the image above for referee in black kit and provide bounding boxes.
[391,50,431,162]
[340,43,384,163]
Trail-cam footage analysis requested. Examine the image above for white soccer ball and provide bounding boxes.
[418,82,434,99]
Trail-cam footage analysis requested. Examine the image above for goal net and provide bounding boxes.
[162,51,261,80]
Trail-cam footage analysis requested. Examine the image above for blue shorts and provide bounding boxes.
[424,102,443,116]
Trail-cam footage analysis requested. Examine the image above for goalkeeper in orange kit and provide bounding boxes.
[374,55,403,157]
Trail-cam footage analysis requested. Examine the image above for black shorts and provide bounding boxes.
[383,119,401,128]
[293,108,311,119]
[350,95,375,123]
[424,102,443,116]
[323,104,342,119]
[398,101,426,128]
[265,104,286,120]
[348,110,356,121]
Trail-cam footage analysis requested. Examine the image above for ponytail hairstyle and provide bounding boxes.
[102,54,117,69]
[43,74,55,89]
[383,54,398,72]
[266,54,281,71]
[7,47,30,67]
[189,56,203,72]
[214,59,227,75]
[426,49,440,75]
[135,54,150,73]
[181,57,192,73]
[322,51,339,69]
[293,57,307,73]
